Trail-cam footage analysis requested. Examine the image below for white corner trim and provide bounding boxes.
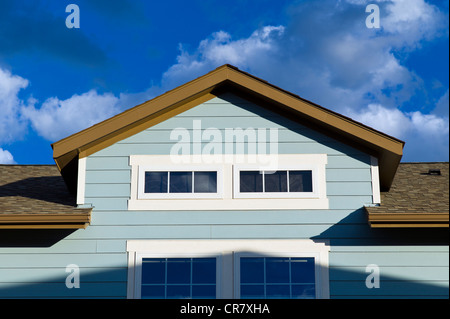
[370,156,381,204]
[76,157,86,205]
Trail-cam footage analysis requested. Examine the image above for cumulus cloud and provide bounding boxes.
[0,148,15,164]
[349,103,449,161]
[162,26,285,90]
[157,0,448,161]
[21,90,123,142]
[0,0,448,162]
[0,67,29,144]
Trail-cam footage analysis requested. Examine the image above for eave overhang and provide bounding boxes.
[366,211,449,228]
[52,64,404,194]
[0,212,91,229]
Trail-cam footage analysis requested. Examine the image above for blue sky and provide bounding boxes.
[0,0,448,164]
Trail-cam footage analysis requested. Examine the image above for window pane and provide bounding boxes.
[192,258,216,284]
[145,172,168,193]
[264,171,288,192]
[167,285,190,299]
[241,285,264,299]
[240,171,263,192]
[292,284,315,299]
[291,258,315,284]
[169,172,192,193]
[192,285,216,299]
[194,172,217,193]
[167,258,191,284]
[266,258,290,283]
[142,258,165,284]
[240,257,264,283]
[141,285,165,299]
[266,284,290,299]
[289,170,313,192]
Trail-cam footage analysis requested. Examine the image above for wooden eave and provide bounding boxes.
[0,212,91,229]
[367,212,449,228]
[52,64,404,193]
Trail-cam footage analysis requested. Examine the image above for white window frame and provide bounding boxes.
[134,252,222,299]
[138,165,223,199]
[233,165,320,199]
[127,239,330,299]
[234,251,323,299]
[128,154,328,210]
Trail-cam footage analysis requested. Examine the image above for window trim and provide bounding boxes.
[234,251,322,299]
[233,165,320,199]
[128,154,328,210]
[138,165,224,199]
[134,252,222,299]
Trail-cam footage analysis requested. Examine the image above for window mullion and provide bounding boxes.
[167,172,170,193]
[262,171,265,193]
[287,171,290,193]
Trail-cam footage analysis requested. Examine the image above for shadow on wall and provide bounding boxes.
[312,208,450,246]
[0,236,448,299]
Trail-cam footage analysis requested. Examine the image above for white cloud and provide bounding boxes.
[0,148,15,164]
[161,26,285,90]
[0,67,29,144]
[21,90,122,142]
[157,0,448,161]
[348,103,449,161]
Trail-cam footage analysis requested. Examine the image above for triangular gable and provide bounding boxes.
[52,64,404,193]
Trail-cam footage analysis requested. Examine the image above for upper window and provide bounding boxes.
[234,166,319,199]
[138,165,223,199]
[129,154,328,210]
[239,170,313,193]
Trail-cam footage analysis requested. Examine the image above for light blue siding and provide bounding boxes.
[0,93,447,299]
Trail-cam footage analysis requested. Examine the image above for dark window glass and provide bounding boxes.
[240,171,263,192]
[241,285,264,299]
[264,171,288,192]
[240,257,316,299]
[266,258,289,283]
[169,172,192,193]
[289,171,313,192]
[192,258,216,284]
[240,257,264,283]
[141,257,216,299]
[167,258,191,284]
[142,258,165,284]
[194,172,217,193]
[145,172,168,193]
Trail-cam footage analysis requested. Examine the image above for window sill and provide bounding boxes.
[127,197,329,210]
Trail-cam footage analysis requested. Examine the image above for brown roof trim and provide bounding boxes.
[0,212,91,229]
[52,64,404,192]
[367,212,449,228]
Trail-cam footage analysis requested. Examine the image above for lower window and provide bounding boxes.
[128,240,330,299]
[238,257,316,299]
[140,257,217,299]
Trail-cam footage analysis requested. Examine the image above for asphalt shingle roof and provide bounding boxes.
[366,162,449,215]
[0,165,90,216]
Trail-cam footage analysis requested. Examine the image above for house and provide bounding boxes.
[0,65,448,299]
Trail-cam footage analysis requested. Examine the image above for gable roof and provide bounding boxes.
[52,64,404,193]
[366,162,449,228]
[0,165,91,229]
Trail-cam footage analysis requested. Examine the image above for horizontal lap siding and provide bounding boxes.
[1,94,447,298]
